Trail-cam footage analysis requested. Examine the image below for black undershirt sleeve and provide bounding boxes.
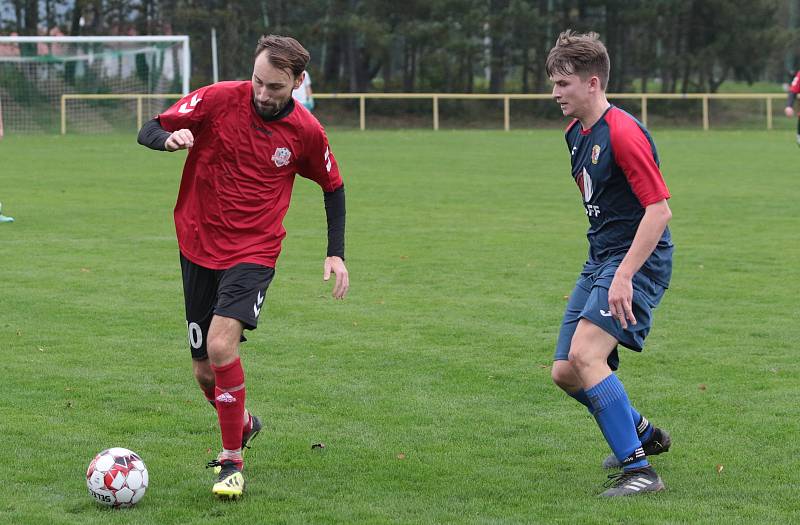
[788,92,797,108]
[137,118,171,151]
[323,185,346,260]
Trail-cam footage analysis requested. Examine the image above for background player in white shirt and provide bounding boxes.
[292,69,314,110]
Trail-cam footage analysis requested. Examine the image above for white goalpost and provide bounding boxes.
[0,35,190,134]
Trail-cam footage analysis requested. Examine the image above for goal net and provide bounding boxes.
[0,35,190,134]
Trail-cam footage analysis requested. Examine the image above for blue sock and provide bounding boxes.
[632,408,655,443]
[570,390,652,443]
[568,389,595,414]
[586,374,649,471]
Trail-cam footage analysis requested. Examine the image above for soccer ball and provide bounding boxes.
[86,448,149,508]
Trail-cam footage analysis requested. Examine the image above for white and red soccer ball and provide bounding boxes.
[86,447,149,508]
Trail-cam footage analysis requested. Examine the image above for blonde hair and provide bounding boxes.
[545,30,610,90]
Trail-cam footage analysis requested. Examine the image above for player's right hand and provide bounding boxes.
[165,129,194,151]
[785,106,795,118]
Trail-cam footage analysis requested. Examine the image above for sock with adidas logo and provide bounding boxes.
[202,384,254,442]
[635,414,654,443]
[212,357,246,452]
[568,389,653,442]
[586,374,649,471]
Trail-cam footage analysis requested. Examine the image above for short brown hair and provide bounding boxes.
[254,35,310,78]
[545,30,610,90]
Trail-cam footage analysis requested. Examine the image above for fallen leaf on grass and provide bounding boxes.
[81,268,91,273]
[698,384,707,391]
[716,464,724,474]
[397,453,406,460]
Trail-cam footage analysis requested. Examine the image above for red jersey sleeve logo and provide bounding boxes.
[158,86,212,131]
[178,93,203,114]
[324,146,332,172]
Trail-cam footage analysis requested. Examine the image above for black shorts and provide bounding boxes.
[180,253,275,360]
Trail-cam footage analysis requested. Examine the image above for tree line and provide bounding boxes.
[3,0,798,93]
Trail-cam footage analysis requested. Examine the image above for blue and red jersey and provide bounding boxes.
[565,105,673,287]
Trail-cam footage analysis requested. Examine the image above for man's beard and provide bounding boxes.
[253,97,287,119]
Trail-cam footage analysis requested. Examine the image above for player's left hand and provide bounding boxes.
[785,106,795,118]
[323,256,349,299]
[608,273,636,329]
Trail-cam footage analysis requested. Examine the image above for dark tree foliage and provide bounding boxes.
[2,0,797,92]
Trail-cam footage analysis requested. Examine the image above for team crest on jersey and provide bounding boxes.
[591,144,601,164]
[271,147,292,167]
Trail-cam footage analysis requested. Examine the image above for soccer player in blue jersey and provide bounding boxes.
[546,30,674,497]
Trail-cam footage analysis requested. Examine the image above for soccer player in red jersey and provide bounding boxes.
[784,70,800,146]
[547,31,674,497]
[137,35,348,499]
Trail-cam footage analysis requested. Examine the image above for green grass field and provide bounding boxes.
[1,129,798,524]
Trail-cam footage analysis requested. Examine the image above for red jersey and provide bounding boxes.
[158,81,342,269]
[791,71,800,94]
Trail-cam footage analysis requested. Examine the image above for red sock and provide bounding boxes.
[242,413,252,437]
[200,385,216,407]
[211,358,246,452]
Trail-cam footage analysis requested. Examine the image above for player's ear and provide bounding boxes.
[293,71,305,90]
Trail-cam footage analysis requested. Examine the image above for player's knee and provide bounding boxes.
[551,361,578,390]
[567,342,598,372]
[206,333,237,365]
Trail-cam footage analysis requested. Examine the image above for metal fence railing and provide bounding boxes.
[60,92,790,134]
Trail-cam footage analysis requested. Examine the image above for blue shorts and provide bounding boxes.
[554,261,666,370]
